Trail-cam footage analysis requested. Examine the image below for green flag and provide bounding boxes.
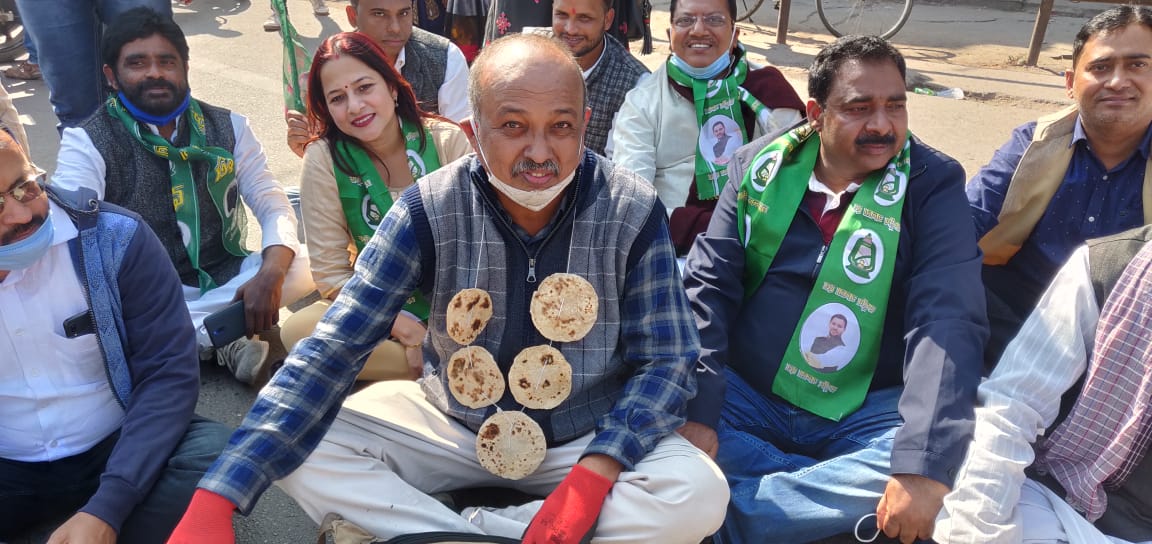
[272,0,312,113]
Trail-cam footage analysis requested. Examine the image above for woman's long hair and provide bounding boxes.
[307,31,430,177]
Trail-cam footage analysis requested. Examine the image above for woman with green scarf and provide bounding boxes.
[281,32,471,381]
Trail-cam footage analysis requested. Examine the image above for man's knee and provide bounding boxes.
[623,439,729,540]
[167,417,231,473]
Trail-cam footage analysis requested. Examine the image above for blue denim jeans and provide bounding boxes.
[714,369,903,544]
[0,416,231,542]
[23,31,37,65]
[14,0,173,127]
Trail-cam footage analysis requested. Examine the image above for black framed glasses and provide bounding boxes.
[0,173,45,214]
[672,13,730,29]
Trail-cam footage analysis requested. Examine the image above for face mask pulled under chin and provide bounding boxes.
[670,32,737,80]
[0,209,55,271]
[476,141,578,213]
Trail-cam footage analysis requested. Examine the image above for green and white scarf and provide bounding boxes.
[334,117,440,320]
[736,124,911,420]
[666,46,771,201]
[107,95,249,294]
[271,0,311,113]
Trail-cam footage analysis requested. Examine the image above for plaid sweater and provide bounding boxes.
[200,151,699,513]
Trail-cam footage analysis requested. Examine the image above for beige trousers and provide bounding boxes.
[277,381,729,543]
[280,300,413,381]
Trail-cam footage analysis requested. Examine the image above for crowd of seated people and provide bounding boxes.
[4,1,1152,543]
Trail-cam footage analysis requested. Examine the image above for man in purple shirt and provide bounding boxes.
[968,5,1152,367]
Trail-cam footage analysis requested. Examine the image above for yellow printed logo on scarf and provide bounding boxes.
[172,185,185,210]
[214,157,235,183]
[191,109,206,133]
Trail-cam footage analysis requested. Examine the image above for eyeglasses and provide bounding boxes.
[672,13,730,29]
[0,174,45,214]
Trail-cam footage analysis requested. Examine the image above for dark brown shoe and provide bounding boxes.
[3,61,41,80]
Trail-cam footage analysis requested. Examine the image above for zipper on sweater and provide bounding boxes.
[491,212,565,284]
[812,243,828,281]
[474,169,581,285]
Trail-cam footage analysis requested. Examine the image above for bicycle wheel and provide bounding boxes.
[0,0,25,63]
[816,0,913,39]
[735,0,767,22]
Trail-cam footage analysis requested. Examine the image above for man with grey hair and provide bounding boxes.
[168,33,727,544]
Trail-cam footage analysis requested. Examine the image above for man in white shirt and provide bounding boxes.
[611,0,805,255]
[0,131,230,543]
[937,225,1152,543]
[50,7,314,385]
[347,0,469,121]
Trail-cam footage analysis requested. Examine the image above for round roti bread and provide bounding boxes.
[475,410,547,480]
[447,288,494,345]
[508,345,573,410]
[529,273,598,342]
[446,346,504,409]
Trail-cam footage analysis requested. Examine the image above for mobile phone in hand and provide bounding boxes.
[204,300,246,349]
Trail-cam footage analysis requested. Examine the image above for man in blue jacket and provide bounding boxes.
[0,132,230,543]
[679,35,988,543]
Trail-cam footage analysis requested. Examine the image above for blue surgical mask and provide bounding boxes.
[670,34,737,80]
[0,210,54,271]
[118,90,191,127]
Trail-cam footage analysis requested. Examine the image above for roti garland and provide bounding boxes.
[508,345,573,410]
[446,346,504,409]
[447,288,494,345]
[529,273,598,343]
[475,410,548,480]
[452,274,598,476]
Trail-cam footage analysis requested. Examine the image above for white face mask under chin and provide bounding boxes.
[487,169,576,212]
[476,140,578,212]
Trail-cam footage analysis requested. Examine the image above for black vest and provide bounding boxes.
[402,28,450,116]
[80,101,243,287]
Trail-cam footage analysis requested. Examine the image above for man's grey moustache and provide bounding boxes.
[511,162,560,176]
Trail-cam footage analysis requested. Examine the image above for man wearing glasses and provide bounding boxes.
[0,132,230,543]
[612,0,805,256]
